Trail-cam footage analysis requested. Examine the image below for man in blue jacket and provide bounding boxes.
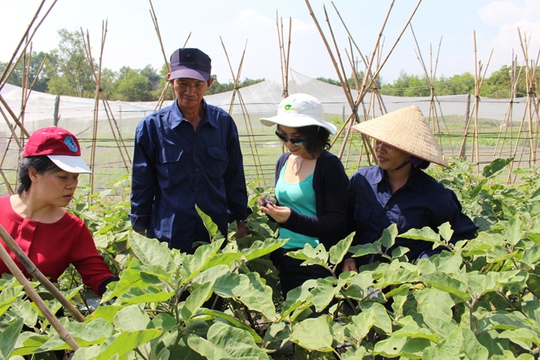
[130,48,248,253]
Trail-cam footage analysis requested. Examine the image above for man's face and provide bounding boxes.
[169,77,212,110]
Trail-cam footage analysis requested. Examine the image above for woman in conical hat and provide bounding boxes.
[342,105,478,272]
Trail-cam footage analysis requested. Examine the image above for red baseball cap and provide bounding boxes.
[23,127,92,174]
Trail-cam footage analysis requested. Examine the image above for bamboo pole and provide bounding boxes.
[220,37,266,185]
[0,0,57,89]
[409,25,454,158]
[0,225,82,350]
[81,22,132,183]
[149,0,189,111]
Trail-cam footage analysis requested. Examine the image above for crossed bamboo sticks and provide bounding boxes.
[0,225,84,351]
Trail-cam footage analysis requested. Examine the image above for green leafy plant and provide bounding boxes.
[1,159,540,359]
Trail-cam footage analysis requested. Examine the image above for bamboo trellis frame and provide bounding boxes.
[458,30,493,172]
[410,25,455,159]
[305,0,423,169]
[0,0,57,195]
[80,22,132,193]
[221,37,266,186]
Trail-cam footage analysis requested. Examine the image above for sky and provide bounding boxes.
[1,0,539,85]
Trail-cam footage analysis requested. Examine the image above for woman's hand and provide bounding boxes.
[260,203,291,223]
[258,194,290,223]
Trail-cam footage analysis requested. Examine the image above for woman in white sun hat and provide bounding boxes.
[0,127,118,296]
[258,93,349,299]
[343,105,478,273]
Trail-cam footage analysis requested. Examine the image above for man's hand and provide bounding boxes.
[236,220,248,239]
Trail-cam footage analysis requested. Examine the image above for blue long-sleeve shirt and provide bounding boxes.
[130,99,248,252]
[348,165,478,263]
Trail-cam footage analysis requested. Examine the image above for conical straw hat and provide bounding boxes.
[352,105,448,167]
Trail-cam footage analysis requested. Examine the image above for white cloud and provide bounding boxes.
[232,9,274,30]
[478,1,540,69]
[478,1,524,26]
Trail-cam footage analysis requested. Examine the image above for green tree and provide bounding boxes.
[0,51,55,93]
[47,29,95,97]
[140,64,161,91]
[316,77,340,86]
[435,73,475,95]
[116,69,150,101]
[100,68,118,97]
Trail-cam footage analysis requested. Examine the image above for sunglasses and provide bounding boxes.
[275,131,305,146]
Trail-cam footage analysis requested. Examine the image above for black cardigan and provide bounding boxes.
[274,150,349,249]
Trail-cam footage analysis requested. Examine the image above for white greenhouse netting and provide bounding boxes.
[0,69,537,194]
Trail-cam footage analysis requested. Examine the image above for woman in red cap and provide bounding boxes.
[0,127,117,296]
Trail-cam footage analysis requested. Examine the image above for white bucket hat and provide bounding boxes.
[352,105,448,167]
[260,93,337,134]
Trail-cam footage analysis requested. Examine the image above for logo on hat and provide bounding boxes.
[64,136,79,153]
[284,104,292,110]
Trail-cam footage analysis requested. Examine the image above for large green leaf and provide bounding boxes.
[422,272,470,300]
[392,316,438,342]
[0,283,23,318]
[181,240,224,283]
[329,235,354,266]
[521,244,540,266]
[188,322,269,359]
[504,215,523,246]
[286,243,328,266]
[401,226,441,242]
[374,335,430,358]
[349,242,380,258]
[104,266,171,304]
[290,316,334,352]
[181,281,213,320]
[422,325,462,360]
[64,318,115,346]
[380,223,398,249]
[203,309,262,343]
[214,272,277,320]
[196,205,220,239]
[526,274,540,298]
[0,317,23,359]
[414,288,457,338]
[461,327,489,360]
[115,284,174,304]
[8,295,38,327]
[113,304,151,332]
[310,277,341,313]
[498,328,539,351]
[95,330,162,360]
[482,158,513,179]
[242,238,287,261]
[129,232,176,275]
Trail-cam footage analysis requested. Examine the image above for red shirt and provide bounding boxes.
[0,196,115,295]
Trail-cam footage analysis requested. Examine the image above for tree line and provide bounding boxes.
[0,29,264,102]
[1,29,538,101]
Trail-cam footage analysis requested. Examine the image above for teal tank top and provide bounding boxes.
[275,159,319,249]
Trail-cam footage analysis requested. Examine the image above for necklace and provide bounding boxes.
[292,156,303,175]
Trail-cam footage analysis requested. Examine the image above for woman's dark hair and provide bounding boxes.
[279,125,331,157]
[418,160,430,170]
[17,156,61,195]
